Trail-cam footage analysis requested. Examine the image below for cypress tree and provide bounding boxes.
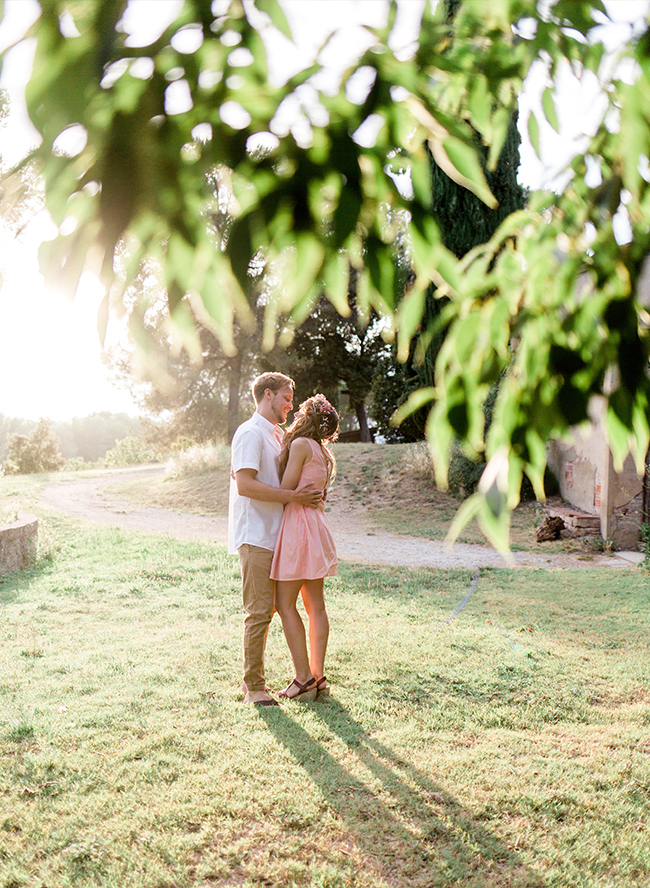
[416,110,527,385]
[429,111,526,260]
[429,0,526,258]
[372,0,527,441]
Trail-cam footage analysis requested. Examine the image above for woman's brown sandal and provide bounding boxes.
[315,676,330,697]
[278,677,317,702]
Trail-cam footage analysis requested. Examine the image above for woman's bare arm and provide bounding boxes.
[280,438,312,490]
[235,463,321,506]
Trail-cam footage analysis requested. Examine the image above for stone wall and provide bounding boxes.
[0,512,39,575]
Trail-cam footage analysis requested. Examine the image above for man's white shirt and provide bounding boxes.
[228,412,284,554]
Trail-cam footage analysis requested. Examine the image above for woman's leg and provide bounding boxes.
[275,579,312,687]
[301,579,329,681]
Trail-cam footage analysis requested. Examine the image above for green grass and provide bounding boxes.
[1,501,649,887]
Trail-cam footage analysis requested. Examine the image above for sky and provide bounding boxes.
[0,0,649,422]
[0,0,138,422]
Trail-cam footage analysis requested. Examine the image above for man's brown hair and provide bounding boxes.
[251,372,295,404]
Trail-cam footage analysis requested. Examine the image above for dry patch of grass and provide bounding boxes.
[331,444,604,556]
[110,471,230,516]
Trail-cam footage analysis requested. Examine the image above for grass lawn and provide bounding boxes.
[1,495,649,887]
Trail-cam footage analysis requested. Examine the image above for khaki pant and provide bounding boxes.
[238,544,275,692]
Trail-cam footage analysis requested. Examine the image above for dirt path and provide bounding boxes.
[40,467,634,571]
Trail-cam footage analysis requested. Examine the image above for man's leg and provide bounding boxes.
[239,544,275,703]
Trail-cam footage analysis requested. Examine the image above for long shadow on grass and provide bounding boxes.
[260,701,544,886]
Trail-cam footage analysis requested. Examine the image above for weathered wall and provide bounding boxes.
[547,421,643,549]
[602,452,644,550]
[547,423,606,516]
[0,512,39,575]
[546,273,650,550]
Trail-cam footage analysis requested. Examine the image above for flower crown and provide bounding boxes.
[310,394,338,441]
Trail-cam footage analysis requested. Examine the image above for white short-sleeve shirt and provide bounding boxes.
[228,412,284,554]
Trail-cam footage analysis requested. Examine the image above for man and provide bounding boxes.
[228,372,322,706]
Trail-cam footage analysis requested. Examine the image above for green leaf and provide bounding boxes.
[332,183,362,250]
[200,251,253,349]
[168,298,203,364]
[283,234,325,313]
[404,94,481,198]
[167,232,195,290]
[426,400,454,489]
[354,266,371,318]
[477,493,513,555]
[524,428,549,501]
[432,135,497,208]
[542,87,559,132]
[393,387,435,426]
[446,494,483,545]
[321,252,351,317]
[427,242,463,296]
[38,231,86,297]
[365,239,396,313]
[286,288,320,328]
[618,81,650,199]
[527,112,540,157]
[467,74,491,135]
[605,394,633,472]
[452,313,481,365]
[486,106,513,171]
[253,0,293,40]
[466,447,516,553]
[225,216,254,293]
[396,284,426,363]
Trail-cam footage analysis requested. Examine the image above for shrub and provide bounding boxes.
[171,436,197,452]
[61,456,106,472]
[105,436,159,467]
[407,438,559,502]
[3,419,65,475]
[63,457,86,472]
[165,443,229,479]
[447,447,560,501]
[370,355,428,443]
[447,444,486,499]
[403,442,436,483]
[401,440,485,500]
[641,523,650,571]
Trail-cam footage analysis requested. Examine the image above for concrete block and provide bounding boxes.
[0,512,39,575]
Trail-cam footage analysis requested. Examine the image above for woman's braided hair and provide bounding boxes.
[277,394,339,482]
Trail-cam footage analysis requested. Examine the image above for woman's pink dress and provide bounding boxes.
[270,438,337,581]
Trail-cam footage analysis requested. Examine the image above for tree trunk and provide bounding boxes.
[227,353,243,443]
[353,401,371,442]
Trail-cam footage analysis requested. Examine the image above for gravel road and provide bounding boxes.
[40,467,635,571]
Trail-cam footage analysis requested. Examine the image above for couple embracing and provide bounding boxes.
[228,372,339,706]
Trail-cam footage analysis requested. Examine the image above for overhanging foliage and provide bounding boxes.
[3,0,650,547]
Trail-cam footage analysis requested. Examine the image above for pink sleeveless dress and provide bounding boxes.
[270,438,337,581]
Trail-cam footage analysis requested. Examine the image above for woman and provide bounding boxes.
[270,394,339,701]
